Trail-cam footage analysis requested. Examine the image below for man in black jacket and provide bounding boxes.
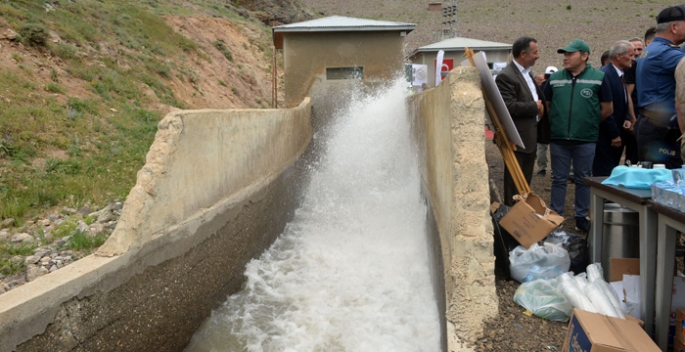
[495,36,548,205]
[594,40,635,176]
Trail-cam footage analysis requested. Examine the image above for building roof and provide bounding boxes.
[272,16,415,49]
[411,37,512,56]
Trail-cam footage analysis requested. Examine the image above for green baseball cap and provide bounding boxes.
[557,39,591,55]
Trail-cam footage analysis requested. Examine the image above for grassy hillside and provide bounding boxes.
[0,0,304,277]
[0,0,282,224]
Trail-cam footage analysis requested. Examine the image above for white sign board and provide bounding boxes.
[412,64,428,86]
[461,51,524,150]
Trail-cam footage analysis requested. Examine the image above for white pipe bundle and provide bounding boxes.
[584,263,626,318]
[557,272,597,313]
[574,273,588,291]
[596,279,626,319]
[585,281,622,318]
[586,263,603,283]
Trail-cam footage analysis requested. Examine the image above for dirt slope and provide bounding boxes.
[164,15,278,111]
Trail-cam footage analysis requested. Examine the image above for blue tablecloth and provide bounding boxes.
[600,166,672,189]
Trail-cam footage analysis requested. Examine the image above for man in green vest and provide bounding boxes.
[543,39,614,234]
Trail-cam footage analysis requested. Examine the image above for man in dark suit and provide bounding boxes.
[495,36,547,206]
[594,40,635,176]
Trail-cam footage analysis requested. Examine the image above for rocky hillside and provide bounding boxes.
[0,0,314,221]
[0,0,313,288]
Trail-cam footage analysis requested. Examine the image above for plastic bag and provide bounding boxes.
[557,272,597,313]
[545,230,589,275]
[509,242,571,283]
[514,279,573,322]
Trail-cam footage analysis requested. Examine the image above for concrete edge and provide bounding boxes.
[407,67,497,352]
[97,98,312,257]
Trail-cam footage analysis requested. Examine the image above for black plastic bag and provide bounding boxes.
[491,203,520,279]
[544,230,589,275]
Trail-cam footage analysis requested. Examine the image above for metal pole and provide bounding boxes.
[272,46,276,108]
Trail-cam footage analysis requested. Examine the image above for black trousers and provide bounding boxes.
[635,116,683,169]
[593,137,622,177]
[503,151,536,206]
[622,128,639,165]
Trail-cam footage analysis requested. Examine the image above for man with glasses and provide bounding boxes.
[635,5,685,169]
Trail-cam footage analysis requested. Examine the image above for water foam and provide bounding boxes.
[185,79,440,352]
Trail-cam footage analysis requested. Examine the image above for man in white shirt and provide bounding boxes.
[495,36,548,205]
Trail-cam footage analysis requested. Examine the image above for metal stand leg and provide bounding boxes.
[656,217,678,351]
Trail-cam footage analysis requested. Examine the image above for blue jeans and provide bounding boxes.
[549,141,596,218]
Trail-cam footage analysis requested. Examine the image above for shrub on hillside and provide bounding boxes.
[50,42,78,60]
[213,40,234,62]
[19,23,49,47]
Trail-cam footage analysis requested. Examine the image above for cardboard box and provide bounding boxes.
[609,258,640,283]
[608,259,684,323]
[562,308,660,352]
[671,278,685,329]
[677,308,685,344]
[497,192,564,248]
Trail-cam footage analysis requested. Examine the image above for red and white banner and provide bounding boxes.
[434,53,453,85]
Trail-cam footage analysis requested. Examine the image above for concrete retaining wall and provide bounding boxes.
[407,67,498,351]
[0,100,312,352]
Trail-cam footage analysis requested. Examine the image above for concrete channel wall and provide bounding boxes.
[407,67,498,351]
[0,100,312,352]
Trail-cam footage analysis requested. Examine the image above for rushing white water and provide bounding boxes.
[184,79,440,352]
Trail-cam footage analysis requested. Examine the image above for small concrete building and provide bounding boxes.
[273,16,415,107]
[409,37,512,87]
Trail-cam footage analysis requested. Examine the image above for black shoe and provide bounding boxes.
[575,217,590,234]
[537,169,547,176]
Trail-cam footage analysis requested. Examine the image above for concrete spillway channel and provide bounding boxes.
[0,68,497,352]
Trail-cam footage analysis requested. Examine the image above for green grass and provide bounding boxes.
[0,0,279,278]
[0,0,275,241]
[46,82,64,93]
[0,1,206,223]
[0,242,34,276]
[67,231,107,251]
[52,221,78,239]
[0,258,25,277]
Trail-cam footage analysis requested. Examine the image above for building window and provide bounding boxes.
[326,67,364,80]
